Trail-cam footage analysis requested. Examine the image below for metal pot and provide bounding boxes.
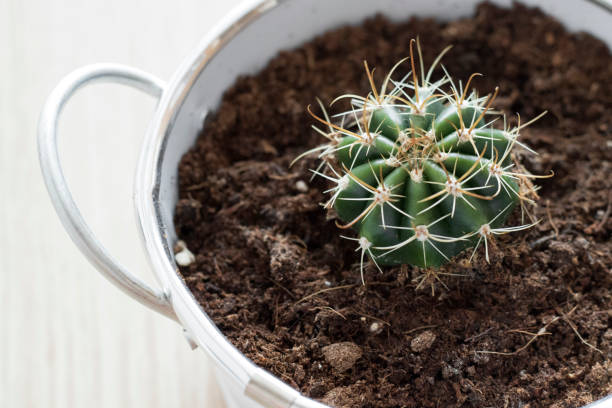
[38,1,612,407]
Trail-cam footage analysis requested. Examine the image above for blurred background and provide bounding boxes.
[0,0,241,406]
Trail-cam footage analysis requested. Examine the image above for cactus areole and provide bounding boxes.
[299,40,550,275]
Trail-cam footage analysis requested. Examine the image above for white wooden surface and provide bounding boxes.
[0,0,241,406]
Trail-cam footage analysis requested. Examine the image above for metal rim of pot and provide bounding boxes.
[38,1,612,407]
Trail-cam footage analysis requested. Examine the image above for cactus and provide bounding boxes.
[299,39,551,280]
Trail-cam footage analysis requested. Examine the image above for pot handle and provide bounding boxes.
[38,64,177,322]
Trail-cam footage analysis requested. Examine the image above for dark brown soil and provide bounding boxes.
[175,3,612,407]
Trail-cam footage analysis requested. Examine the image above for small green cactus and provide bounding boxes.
[299,39,551,279]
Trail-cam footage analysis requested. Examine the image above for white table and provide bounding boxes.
[0,1,240,406]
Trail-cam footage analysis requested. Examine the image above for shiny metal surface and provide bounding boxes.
[592,0,612,11]
[40,1,611,407]
[37,64,177,322]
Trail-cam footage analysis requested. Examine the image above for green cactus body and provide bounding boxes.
[334,102,519,267]
[303,40,546,272]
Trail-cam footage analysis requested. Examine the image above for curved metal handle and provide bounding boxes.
[38,63,177,321]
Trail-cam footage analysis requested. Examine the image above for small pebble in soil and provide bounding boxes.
[441,362,461,379]
[369,321,383,334]
[574,236,590,250]
[322,342,363,373]
[174,240,195,266]
[295,180,309,192]
[466,366,477,378]
[411,330,437,353]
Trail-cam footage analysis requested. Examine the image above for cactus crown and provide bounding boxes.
[299,39,551,280]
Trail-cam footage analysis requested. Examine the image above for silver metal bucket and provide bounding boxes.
[38,1,612,407]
